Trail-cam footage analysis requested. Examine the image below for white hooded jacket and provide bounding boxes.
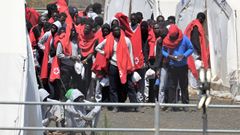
[65,89,101,128]
[39,89,64,127]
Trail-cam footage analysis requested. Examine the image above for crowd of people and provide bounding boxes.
[25,0,210,133]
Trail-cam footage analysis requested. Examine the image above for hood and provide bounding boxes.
[53,21,62,29]
[109,17,119,28]
[65,89,84,101]
[39,88,49,101]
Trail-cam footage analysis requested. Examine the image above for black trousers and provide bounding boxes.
[166,65,189,104]
[108,64,138,103]
[136,68,146,101]
[60,61,82,100]
[81,60,93,97]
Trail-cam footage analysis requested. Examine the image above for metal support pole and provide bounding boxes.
[154,101,160,135]
[202,100,208,135]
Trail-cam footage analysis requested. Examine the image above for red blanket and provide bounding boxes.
[104,31,134,84]
[184,19,209,79]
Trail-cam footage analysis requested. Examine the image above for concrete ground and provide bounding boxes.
[96,96,240,135]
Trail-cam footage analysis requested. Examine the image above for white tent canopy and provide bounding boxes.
[0,1,42,135]
[104,0,179,22]
[176,0,240,93]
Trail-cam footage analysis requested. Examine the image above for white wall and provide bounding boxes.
[0,1,42,134]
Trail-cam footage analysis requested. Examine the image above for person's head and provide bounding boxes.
[84,22,93,35]
[102,23,111,37]
[59,12,67,25]
[65,89,85,102]
[140,21,149,40]
[85,4,93,14]
[168,24,180,42]
[147,19,155,28]
[156,15,165,23]
[153,22,161,37]
[69,6,78,20]
[136,12,143,23]
[52,11,59,21]
[94,16,103,27]
[51,21,61,35]
[38,15,48,27]
[197,12,206,24]
[111,19,119,28]
[112,25,121,38]
[47,3,58,18]
[43,22,52,32]
[130,13,138,26]
[39,88,50,102]
[167,16,176,24]
[92,2,102,14]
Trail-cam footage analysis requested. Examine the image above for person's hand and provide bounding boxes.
[49,116,58,121]
[39,45,45,50]
[71,56,80,61]
[169,55,178,61]
[82,59,88,64]
[156,70,160,78]
[100,50,105,55]
[177,55,184,61]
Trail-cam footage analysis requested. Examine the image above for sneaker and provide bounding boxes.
[182,107,189,112]
[112,107,118,113]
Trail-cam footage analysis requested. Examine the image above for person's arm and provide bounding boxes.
[37,31,50,50]
[162,46,169,58]
[126,37,135,66]
[56,42,67,59]
[162,46,178,61]
[183,36,194,58]
[155,39,163,69]
[95,39,107,55]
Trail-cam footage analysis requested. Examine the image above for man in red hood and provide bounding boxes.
[162,24,193,111]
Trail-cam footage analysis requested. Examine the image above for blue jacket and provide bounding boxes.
[162,35,193,67]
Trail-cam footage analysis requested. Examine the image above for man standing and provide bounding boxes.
[162,24,193,111]
[95,25,137,112]
[56,26,82,100]
[184,12,210,88]
[78,22,98,97]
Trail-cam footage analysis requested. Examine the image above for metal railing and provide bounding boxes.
[0,101,240,135]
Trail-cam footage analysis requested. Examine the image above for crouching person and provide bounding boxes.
[64,89,101,135]
[39,88,64,134]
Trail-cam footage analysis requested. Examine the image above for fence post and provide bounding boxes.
[154,101,160,135]
[202,103,208,135]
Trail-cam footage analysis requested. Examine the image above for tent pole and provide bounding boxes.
[234,10,240,90]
